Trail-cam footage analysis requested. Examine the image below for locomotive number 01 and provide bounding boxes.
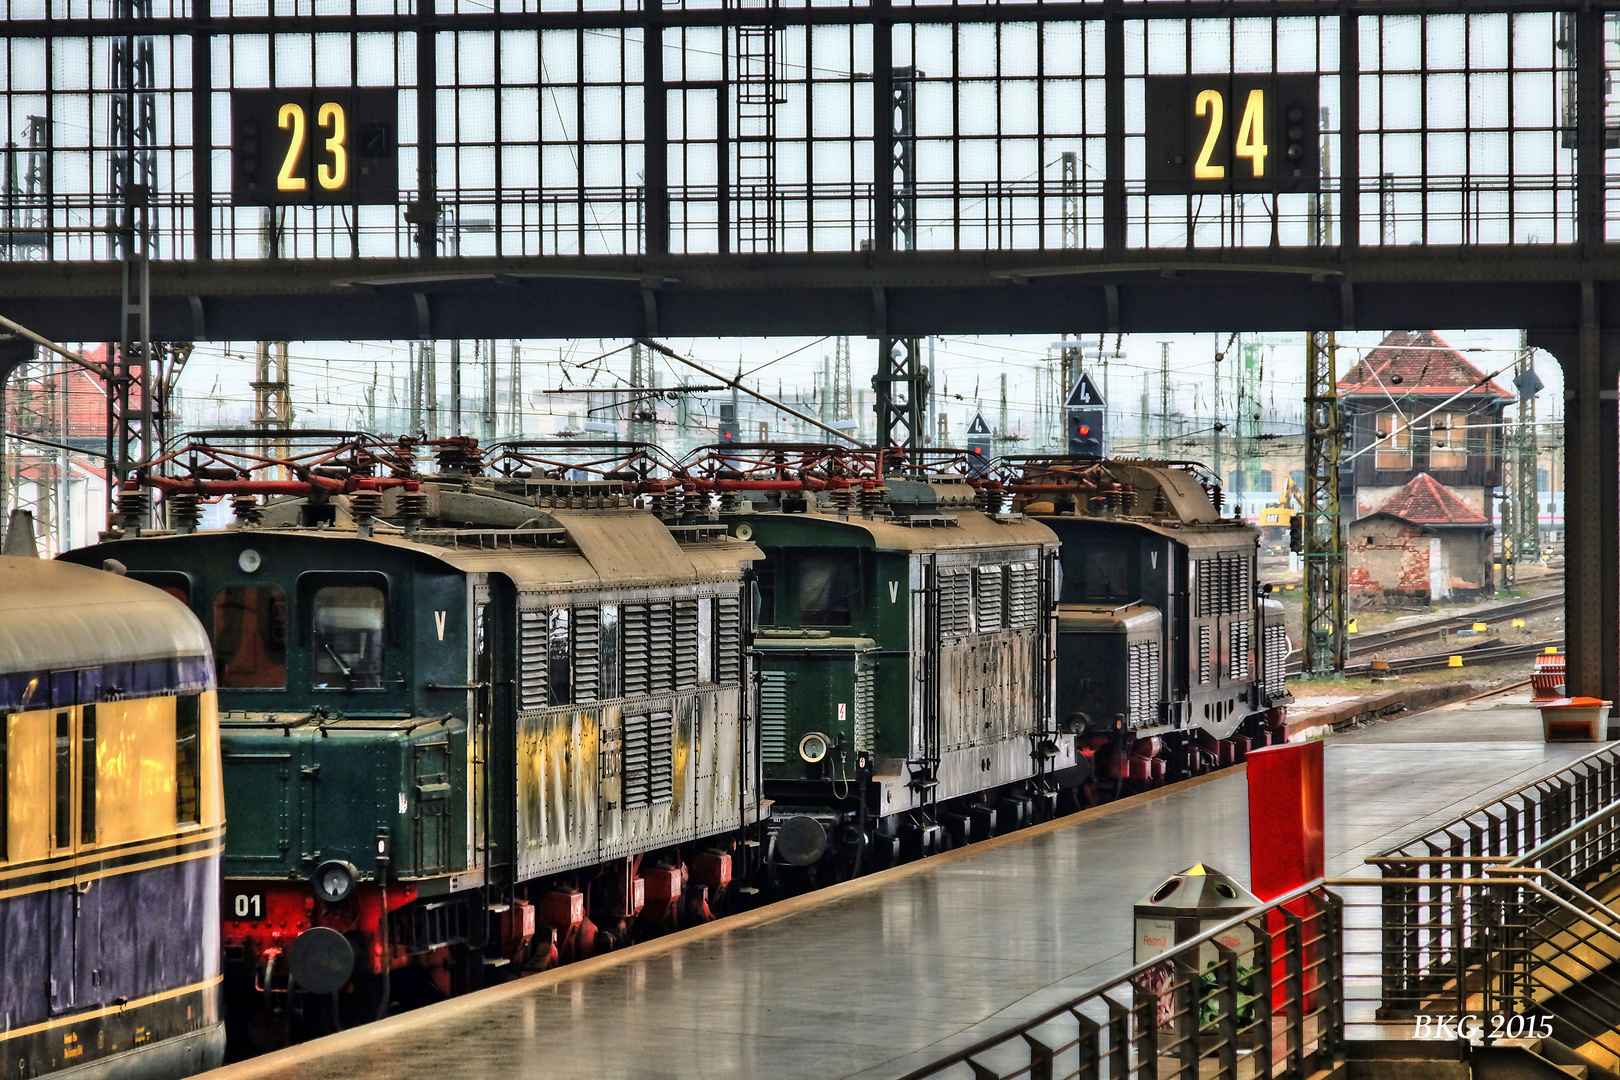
[228,889,267,921]
[233,88,398,206]
[1145,76,1320,195]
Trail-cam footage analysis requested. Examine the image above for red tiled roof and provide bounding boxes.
[1375,473,1491,526]
[3,346,121,439]
[1339,330,1513,399]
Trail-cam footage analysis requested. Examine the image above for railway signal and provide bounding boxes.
[1066,373,1107,456]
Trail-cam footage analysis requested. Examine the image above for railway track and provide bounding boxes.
[1285,587,1564,676]
[1339,638,1563,677]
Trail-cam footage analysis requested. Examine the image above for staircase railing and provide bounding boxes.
[892,883,1345,1080]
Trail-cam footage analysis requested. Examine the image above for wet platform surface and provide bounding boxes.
[210,690,1594,1080]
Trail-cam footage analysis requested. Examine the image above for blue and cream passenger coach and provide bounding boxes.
[0,556,225,1080]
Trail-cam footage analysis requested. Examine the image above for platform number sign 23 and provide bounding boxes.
[1145,76,1320,195]
[232,89,398,206]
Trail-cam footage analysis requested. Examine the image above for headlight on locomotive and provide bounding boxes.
[798,731,831,764]
[313,859,359,903]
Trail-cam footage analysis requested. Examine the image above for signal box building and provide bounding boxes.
[1347,473,1496,606]
[1339,330,1512,521]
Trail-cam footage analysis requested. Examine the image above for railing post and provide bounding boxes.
[1072,1008,1101,1080]
[1248,916,1273,1080]
[1322,892,1347,1059]
[1379,863,1411,1015]
[1284,908,1306,1079]
[1174,956,1199,1080]
[1129,978,1158,1080]
[1213,942,1240,1080]
[1019,1033,1054,1080]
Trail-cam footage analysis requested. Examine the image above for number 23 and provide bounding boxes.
[277,102,349,193]
[1194,88,1268,181]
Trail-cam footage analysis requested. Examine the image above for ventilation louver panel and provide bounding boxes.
[623,713,650,809]
[1198,624,1212,685]
[1007,563,1039,629]
[854,663,875,751]
[649,711,675,804]
[572,606,601,703]
[519,609,548,710]
[939,569,972,638]
[648,601,674,692]
[976,566,1004,631]
[716,596,742,685]
[623,604,650,697]
[674,600,700,691]
[1229,621,1251,680]
[760,671,788,764]
[1263,623,1290,697]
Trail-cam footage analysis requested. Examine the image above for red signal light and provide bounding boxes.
[972,447,982,455]
[1077,425,1091,437]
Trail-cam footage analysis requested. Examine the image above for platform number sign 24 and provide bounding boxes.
[232,88,399,206]
[1144,76,1320,196]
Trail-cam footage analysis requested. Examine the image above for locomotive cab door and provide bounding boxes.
[911,554,939,785]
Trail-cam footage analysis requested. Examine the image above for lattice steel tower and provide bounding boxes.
[1302,331,1346,675]
[107,0,164,520]
[875,68,927,463]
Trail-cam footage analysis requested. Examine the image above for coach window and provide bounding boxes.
[176,694,202,826]
[311,585,387,690]
[548,609,572,706]
[1,716,8,859]
[797,551,854,625]
[53,710,70,850]
[214,586,288,689]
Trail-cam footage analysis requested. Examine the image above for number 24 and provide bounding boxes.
[277,102,348,193]
[1194,88,1268,181]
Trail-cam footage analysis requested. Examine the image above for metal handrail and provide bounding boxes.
[1375,743,1620,862]
[892,880,1343,1080]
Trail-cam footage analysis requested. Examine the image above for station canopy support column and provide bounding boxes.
[1531,303,1620,706]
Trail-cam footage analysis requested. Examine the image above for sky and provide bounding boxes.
[148,328,1564,455]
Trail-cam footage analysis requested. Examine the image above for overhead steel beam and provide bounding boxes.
[3,263,1617,343]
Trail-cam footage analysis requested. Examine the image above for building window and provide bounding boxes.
[1429,413,1467,470]
[214,586,288,688]
[311,585,387,689]
[1374,412,1412,470]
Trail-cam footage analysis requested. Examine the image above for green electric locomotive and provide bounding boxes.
[1006,458,1293,785]
[683,447,1080,873]
[61,437,761,1048]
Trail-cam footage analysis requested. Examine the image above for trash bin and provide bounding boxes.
[1134,863,1262,967]
[1133,864,1264,1033]
[1539,697,1612,742]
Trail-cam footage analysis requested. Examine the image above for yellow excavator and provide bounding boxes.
[1257,477,1305,554]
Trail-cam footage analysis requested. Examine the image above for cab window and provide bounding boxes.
[796,551,854,625]
[214,586,288,688]
[312,585,387,690]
